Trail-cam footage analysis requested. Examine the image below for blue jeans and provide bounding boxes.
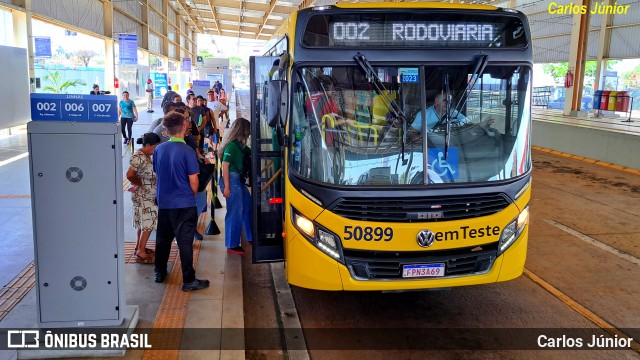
[219,172,253,248]
[195,191,207,214]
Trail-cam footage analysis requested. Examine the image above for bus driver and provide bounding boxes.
[411,93,494,132]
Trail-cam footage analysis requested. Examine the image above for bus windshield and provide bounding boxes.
[290,64,531,186]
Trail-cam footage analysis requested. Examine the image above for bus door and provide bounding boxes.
[250,56,286,262]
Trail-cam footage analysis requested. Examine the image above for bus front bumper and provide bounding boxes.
[286,227,528,291]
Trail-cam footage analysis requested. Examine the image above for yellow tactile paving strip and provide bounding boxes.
[141,213,207,360]
[0,211,207,323]
[125,242,178,264]
[524,269,640,353]
[532,146,640,175]
[0,262,35,321]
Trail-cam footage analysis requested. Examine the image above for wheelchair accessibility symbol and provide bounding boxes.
[428,148,459,180]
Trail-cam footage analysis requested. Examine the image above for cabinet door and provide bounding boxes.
[30,133,120,323]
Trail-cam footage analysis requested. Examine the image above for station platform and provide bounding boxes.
[532,108,640,171]
[1,94,639,359]
[0,92,247,360]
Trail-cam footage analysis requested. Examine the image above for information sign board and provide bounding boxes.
[30,94,118,122]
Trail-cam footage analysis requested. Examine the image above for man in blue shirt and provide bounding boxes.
[411,93,494,132]
[153,112,209,291]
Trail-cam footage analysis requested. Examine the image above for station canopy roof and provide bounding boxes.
[174,0,504,41]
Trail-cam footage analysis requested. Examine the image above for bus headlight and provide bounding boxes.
[293,211,315,237]
[498,206,529,255]
[291,207,344,263]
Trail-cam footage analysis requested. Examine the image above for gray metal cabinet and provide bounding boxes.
[28,122,125,327]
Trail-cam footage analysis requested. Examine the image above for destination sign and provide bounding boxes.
[302,13,526,48]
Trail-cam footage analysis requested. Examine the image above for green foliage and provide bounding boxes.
[229,56,248,69]
[198,49,216,59]
[42,70,86,94]
[621,64,640,88]
[542,60,619,85]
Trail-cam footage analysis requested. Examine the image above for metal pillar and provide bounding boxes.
[563,0,591,116]
[594,0,613,91]
[12,0,33,92]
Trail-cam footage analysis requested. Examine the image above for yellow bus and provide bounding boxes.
[249,2,531,291]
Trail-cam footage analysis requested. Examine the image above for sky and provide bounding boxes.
[197,34,265,60]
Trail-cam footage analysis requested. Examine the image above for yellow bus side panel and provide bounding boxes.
[286,234,344,290]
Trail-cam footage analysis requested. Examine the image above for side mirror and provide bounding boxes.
[267,80,287,128]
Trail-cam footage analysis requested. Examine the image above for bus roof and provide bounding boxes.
[332,2,498,11]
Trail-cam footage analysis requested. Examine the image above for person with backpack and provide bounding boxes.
[161,85,178,108]
[219,117,252,255]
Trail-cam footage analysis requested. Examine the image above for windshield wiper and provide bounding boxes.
[451,54,488,119]
[432,55,489,160]
[354,54,409,164]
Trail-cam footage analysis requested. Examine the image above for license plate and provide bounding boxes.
[402,263,445,278]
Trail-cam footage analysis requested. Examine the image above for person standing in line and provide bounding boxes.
[146,79,155,113]
[161,85,178,108]
[118,91,138,144]
[127,132,161,263]
[151,102,178,142]
[219,117,253,255]
[152,111,209,291]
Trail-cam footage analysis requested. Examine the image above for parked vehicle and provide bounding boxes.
[547,87,593,111]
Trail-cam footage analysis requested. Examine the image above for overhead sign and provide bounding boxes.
[303,13,527,48]
[192,80,211,97]
[30,94,118,122]
[182,57,192,72]
[34,37,52,58]
[118,34,138,65]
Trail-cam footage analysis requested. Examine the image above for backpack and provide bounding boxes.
[235,142,252,186]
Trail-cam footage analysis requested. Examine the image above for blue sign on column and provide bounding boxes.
[30,94,118,122]
[118,34,138,65]
[182,58,192,72]
[34,37,52,58]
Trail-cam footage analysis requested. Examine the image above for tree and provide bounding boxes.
[229,56,248,69]
[198,49,216,59]
[620,64,640,88]
[542,62,568,84]
[543,60,620,86]
[43,70,86,94]
[75,49,97,67]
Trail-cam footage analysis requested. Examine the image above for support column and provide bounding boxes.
[103,0,115,95]
[563,0,591,116]
[141,0,149,50]
[594,0,612,91]
[12,0,34,92]
[105,38,115,95]
[162,0,169,57]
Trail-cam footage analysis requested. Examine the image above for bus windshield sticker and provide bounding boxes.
[428,147,459,181]
[399,68,419,83]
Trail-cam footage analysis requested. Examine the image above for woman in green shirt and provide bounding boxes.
[219,117,253,254]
